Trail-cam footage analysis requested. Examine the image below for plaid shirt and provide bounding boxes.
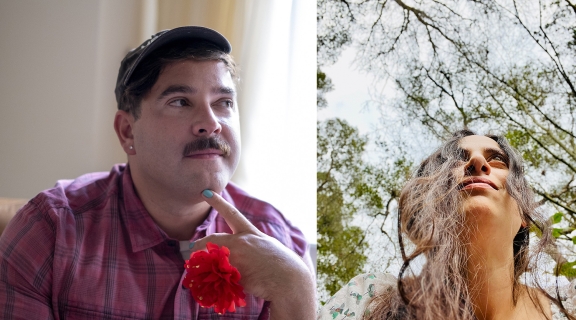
[0,164,309,320]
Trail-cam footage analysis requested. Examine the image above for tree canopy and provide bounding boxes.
[317,0,576,296]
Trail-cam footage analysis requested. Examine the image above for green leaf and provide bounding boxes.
[551,212,563,224]
[558,261,576,278]
[530,224,542,238]
[552,228,562,238]
[572,236,576,245]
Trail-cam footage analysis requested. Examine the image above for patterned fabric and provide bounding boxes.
[318,273,395,320]
[318,272,576,319]
[0,164,309,320]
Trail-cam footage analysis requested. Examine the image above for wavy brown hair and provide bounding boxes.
[365,129,574,320]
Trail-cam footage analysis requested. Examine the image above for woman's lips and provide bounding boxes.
[458,178,498,190]
[460,182,495,190]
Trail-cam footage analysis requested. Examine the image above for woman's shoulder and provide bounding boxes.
[318,272,397,319]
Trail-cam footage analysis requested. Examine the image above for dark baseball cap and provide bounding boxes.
[115,26,232,105]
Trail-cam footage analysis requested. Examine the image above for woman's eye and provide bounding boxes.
[489,154,507,165]
[169,99,188,107]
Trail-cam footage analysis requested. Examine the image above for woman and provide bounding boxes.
[319,130,575,319]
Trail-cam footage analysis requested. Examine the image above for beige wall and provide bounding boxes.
[0,0,142,199]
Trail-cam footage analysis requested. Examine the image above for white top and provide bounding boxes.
[318,272,576,319]
[179,240,192,261]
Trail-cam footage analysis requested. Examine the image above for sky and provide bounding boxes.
[318,48,378,135]
[317,47,406,281]
[317,46,439,167]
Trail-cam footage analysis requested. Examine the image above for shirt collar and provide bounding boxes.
[120,165,167,252]
[201,188,235,237]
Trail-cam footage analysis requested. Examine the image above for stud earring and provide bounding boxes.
[129,146,133,150]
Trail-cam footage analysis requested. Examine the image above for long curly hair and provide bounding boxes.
[365,129,574,320]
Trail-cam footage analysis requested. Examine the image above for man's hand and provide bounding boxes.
[190,190,316,319]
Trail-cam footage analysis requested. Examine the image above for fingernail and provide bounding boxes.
[189,241,195,249]
[202,189,213,198]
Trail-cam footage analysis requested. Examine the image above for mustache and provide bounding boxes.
[183,136,231,157]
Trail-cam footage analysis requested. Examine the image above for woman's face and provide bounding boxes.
[457,135,524,255]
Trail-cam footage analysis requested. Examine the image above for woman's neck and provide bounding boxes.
[467,249,516,319]
[465,244,548,320]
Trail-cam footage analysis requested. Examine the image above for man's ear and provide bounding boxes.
[114,110,136,155]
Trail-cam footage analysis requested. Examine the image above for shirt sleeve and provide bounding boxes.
[0,200,55,320]
[318,273,396,320]
[283,220,314,274]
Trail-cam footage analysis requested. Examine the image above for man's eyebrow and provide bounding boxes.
[213,86,236,96]
[156,85,197,101]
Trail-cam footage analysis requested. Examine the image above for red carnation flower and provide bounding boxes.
[183,242,247,314]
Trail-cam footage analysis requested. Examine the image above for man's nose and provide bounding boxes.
[465,153,491,176]
[192,105,222,136]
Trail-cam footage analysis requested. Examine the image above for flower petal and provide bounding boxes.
[181,242,245,314]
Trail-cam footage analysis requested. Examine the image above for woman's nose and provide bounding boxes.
[465,154,490,176]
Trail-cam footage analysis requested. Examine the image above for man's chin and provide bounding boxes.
[201,183,226,194]
[174,163,236,194]
[184,171,230,193]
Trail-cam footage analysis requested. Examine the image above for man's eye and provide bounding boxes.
[215,100,233,108]
[169,99,188,107]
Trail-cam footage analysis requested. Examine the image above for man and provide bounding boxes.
[0,26,315,319]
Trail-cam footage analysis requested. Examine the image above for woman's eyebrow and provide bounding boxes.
[484,147,510,164]
[455,147,469,159]
[454,147,506,159]
[484,147,506,156]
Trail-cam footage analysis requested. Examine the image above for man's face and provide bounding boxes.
[129,59,241,199]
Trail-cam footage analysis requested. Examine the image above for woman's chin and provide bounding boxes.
[462,198,498,218]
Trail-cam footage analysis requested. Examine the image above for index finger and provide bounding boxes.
[201,189,257,234]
